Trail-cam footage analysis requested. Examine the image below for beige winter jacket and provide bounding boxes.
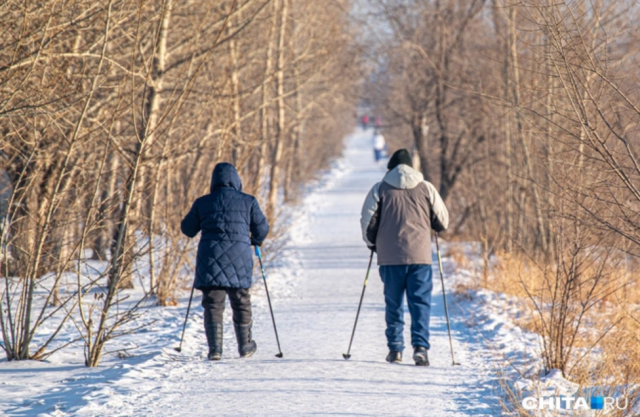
[360,164,449,265]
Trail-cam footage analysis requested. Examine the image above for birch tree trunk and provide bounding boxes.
[254,0,279,194]
[508,6,548,255]
[228,15,242,166]
[267,0,288,221]
[138,0,172,220]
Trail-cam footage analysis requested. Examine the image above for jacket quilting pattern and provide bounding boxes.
[181,163,269,289]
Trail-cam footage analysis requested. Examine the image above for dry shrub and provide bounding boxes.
[446,244,473,271]
[488,245,640,377]
[496,321,640,417]
[481,243,640,416]
[486,251,543,298]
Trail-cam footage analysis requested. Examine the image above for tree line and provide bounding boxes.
[0,0,359,365]
[367,0,640,394]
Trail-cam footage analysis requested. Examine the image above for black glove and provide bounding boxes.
[367,245,376,253]
[251,238,263,247]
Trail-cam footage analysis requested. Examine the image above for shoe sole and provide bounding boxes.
[413,354,429,366]
[239,341,257,358]
[239,351,256,358]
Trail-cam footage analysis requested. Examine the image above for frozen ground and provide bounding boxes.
[1,128,510,417]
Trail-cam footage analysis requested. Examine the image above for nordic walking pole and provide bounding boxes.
[174,278,197,353]
[343,250,374,360]
[255,246,284,358]
[435,232,460,366]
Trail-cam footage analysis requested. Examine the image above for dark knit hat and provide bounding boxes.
[387,148,413,170]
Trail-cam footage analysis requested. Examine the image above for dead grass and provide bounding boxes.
[451,243,640,414]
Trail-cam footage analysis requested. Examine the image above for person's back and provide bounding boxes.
[372,131,386,162]
[191,183,253,244]
[370,164,445,264]
[181,162,269,360]
[373,132,386,150]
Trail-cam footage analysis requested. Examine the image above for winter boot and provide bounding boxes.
[234,321,257,358]
[413,346,429,366]
[203,313,223,361]
[386,350,402,364]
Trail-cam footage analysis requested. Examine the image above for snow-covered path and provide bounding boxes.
[0,129,500,417]
[72,129,496,417]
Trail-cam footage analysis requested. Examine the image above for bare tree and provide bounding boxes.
[0,0,361,364]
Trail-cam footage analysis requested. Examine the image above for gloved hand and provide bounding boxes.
[367,245,376,253]
[251,238,263,247]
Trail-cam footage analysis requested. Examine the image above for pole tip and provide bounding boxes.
[174,347,182,353]
[342,354,351,360]
[275,353,283,358]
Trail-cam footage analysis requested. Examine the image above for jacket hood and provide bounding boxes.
[211,163,242,193]
[383,164,423,190]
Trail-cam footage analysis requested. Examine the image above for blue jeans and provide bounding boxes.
[379,264,433,351]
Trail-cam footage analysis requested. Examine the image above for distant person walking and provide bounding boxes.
[361,114,370,130]
[360,149,449,366]
[372,130,386,163]
[181,163,270,360]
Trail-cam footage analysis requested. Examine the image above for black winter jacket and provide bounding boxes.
[181,163,269,289]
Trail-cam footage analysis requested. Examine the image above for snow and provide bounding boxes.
[0,128,514,416]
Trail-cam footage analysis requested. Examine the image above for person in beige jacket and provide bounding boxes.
[360,149,449,366]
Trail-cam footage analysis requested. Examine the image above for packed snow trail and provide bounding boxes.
[74,128,496,417]
[3,128,497,417]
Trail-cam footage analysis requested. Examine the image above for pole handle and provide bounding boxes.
[435,232,445,275]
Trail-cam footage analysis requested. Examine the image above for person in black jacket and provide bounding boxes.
[181,163,269,360]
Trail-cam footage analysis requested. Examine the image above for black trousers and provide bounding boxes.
[201,286,252,325]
